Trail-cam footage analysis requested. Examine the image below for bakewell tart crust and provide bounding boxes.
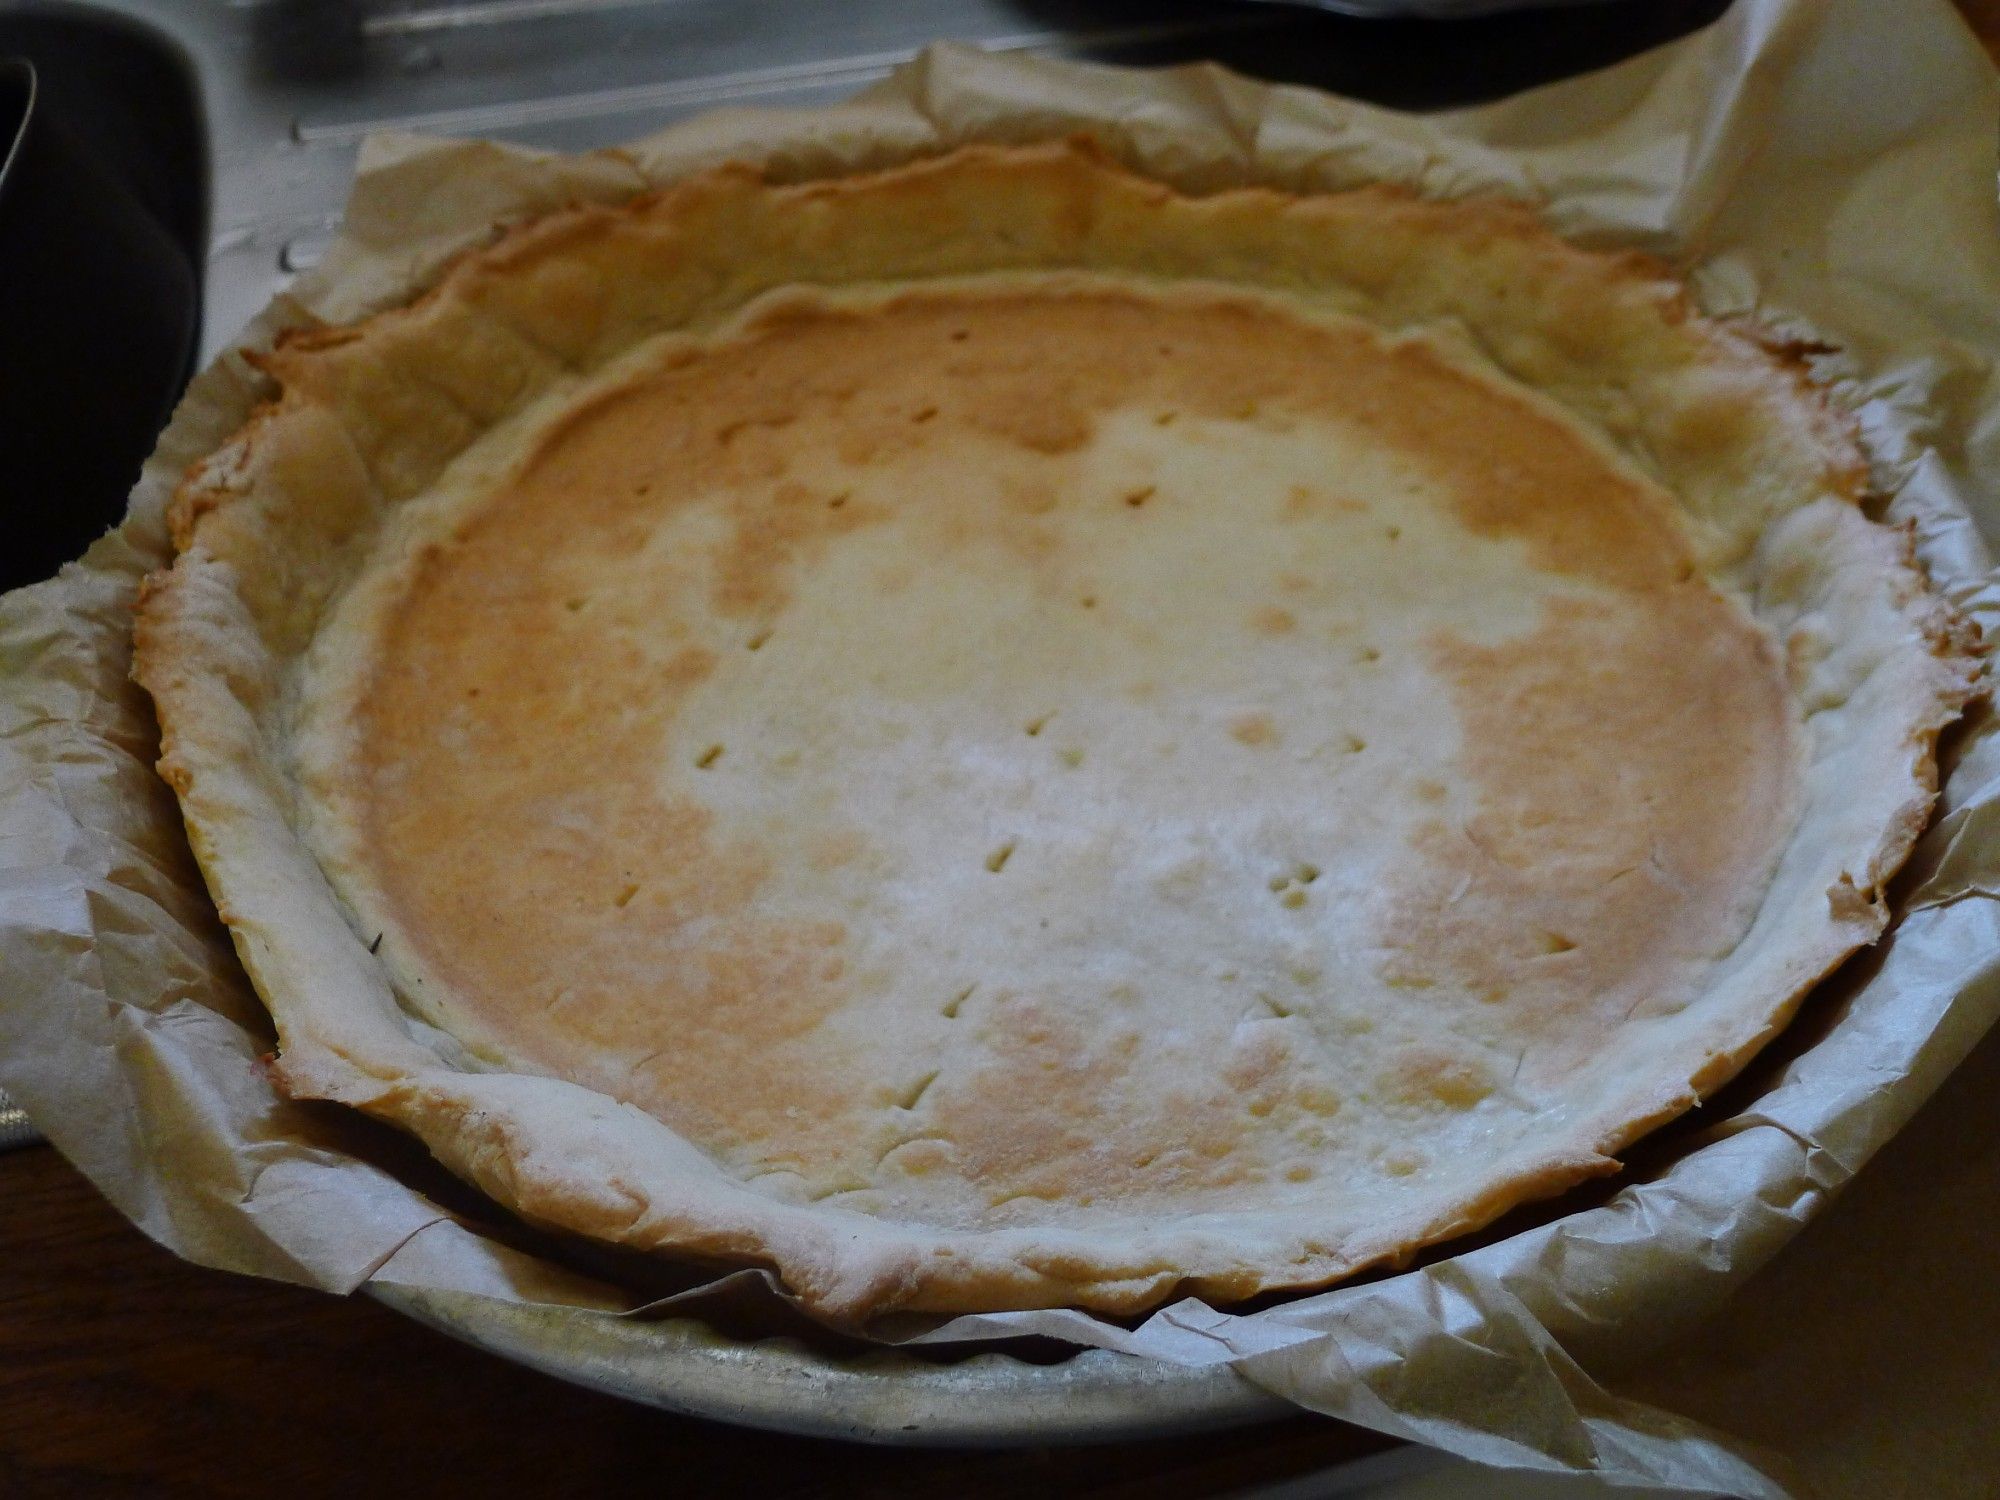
[134,143,1978,1322]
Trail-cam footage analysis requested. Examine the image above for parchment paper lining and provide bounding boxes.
[5,0,1999,1492]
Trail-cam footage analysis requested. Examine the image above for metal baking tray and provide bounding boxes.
[378,1284,1289,1444]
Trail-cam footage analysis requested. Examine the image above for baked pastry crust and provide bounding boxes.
[134,141,1978,1324]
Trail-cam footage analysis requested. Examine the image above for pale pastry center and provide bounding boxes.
[308,284,1796,1232]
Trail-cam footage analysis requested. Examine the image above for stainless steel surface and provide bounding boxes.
[0,1086,40,1150]
[377,1284,1292,1445]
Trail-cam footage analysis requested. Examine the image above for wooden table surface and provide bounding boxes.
[0,1145,1390,1498]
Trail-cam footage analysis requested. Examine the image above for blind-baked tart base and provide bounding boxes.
[135,143,1978,1323]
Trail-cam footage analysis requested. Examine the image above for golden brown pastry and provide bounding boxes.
[135,142,1978,1323]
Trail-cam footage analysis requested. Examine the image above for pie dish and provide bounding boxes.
[133,141,1978,1324]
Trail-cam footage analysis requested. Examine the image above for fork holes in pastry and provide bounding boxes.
[896,1070,939,1111]
[1269,863,1319,906]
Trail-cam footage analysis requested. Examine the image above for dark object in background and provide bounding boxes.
[1019,0,1732,111]
[0,5,206,594]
